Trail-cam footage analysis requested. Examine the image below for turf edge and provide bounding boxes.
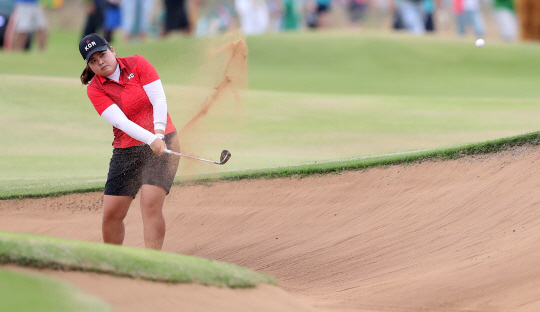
[3,131,540,200]
[216,131,540,180]
[0,231,276,288]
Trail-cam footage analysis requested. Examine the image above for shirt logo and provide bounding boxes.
[128,73,134,79]
[84,41,96,51]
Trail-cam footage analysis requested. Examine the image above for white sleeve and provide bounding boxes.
[143,79,168,132]
[101,104,158,146]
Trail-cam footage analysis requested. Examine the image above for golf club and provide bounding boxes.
[164,149,231,165]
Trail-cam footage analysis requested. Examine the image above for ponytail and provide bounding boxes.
[80,64,95,85]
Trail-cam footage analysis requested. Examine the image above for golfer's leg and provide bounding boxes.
[102,195,132,245]
[140,184,167,250]
[35,29,47,51]
[12,33,28,50]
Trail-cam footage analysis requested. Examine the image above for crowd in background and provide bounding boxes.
[389,0,517,40]
[0,0,520,51]
[0,0,49,51]
[82,0,190,42]
[226,0,518,40]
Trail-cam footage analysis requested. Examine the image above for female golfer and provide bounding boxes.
[79,33,180,250]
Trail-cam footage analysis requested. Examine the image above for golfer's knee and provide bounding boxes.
[102,208,126,223]
[141,203,163,219]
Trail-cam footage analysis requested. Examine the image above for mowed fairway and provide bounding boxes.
[2,31,540,196]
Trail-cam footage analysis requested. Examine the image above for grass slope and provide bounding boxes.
[0,269,111,312]
[217,131,540,179]
[1,30,540,198]
[4,30,538,98]
[3,131,540,199]
[0,231,276,288]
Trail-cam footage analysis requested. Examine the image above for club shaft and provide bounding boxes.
[164,149,218,164]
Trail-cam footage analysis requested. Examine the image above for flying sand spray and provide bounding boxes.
[166,34,247,167]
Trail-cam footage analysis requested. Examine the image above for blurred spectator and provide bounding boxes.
[453,0,485,37]
[396,0,425,35]
[235,0,269,35]
[315,0,332,28]
[348,0,368,28]
[187,0,202,34]
[121,0,155,41]
[1,0,32,50]
[0,0,14,48]
[390,0,405,30]
[267,0,282,32]
[162,0,189,36]
[305,0,318,28]
[10,0,48,51]
[423,0,435,32]
[103,0,121,42]
[281,0,303,30]
[305,0,332,28]
[82,0,104,36]
[194,2,236,36]
[492,0,517,41]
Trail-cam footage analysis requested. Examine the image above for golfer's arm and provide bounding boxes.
[143,79,167,132]
[101,104,158,145]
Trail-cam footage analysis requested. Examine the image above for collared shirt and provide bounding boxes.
[87,55,176,148]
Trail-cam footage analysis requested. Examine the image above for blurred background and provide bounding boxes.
[3,0,540,196]
[1,0,537,50]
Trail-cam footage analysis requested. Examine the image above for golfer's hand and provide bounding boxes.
[150,137,167,156]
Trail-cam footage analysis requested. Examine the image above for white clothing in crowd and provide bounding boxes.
[235,0,269,35]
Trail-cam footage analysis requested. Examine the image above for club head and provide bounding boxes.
[219,150,231,165]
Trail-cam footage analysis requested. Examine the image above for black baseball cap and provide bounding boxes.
[79,33,109,63]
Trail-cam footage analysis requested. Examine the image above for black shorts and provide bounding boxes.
[104,131,180,198]
[317,3,330,13]
[164,0,188,31]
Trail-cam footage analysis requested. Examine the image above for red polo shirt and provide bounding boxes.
[87,55,176,148]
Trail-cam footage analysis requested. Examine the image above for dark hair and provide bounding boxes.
[80,45,112,85]
[80,65,95,85]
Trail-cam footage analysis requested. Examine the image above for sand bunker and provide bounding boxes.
[3,146,540,311]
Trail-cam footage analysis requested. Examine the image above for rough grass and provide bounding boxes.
[0,231,276,288]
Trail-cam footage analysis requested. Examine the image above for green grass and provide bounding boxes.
[2,30,540,198]
[246,32,540,98]
[0,269,110,312]
[3,131,540,199]
[2,28,540,310]
[214,131,540,180]
[0,231,276,288]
